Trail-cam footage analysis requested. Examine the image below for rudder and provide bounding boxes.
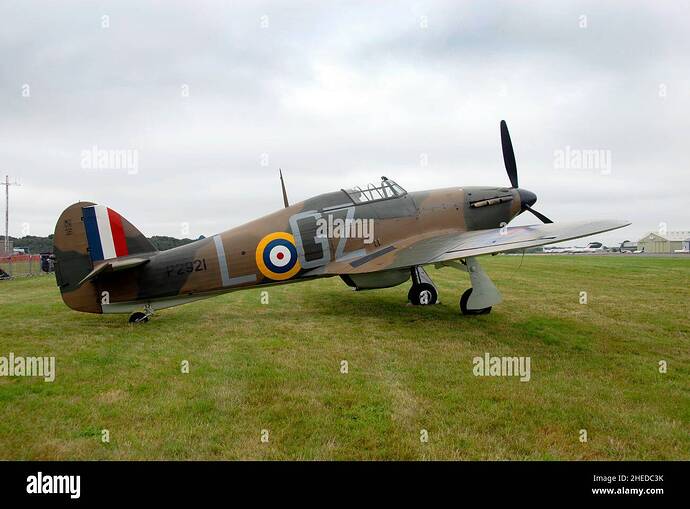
[53,202,157,313]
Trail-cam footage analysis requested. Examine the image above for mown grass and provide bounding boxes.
[0,255,688,460]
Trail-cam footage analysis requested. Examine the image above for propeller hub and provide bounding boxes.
[518,188,537,208]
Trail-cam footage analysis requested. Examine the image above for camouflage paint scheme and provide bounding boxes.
[53,183,627,315]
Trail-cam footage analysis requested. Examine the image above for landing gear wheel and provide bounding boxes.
[128,312,150,324]
[408,283,438,305]
[459,288,492,315]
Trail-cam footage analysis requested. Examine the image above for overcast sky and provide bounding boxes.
[1,0,688,245]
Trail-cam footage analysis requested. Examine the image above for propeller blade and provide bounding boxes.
[525,205,553,224]
[500,120,518,188]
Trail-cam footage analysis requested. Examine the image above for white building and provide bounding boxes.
[637,231,690,254]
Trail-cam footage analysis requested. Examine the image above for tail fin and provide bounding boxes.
[53,202,157,313]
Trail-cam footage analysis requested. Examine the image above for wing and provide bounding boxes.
[306,219,630,275]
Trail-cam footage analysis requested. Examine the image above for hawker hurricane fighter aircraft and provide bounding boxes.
[54,121,629,322]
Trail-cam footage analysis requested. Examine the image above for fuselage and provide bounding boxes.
[96,185,524,313]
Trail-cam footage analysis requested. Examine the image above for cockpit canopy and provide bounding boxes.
[343,177,406,204]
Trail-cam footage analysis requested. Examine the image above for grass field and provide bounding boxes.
[0,255,688,460]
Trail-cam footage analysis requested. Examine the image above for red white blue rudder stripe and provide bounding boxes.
[82,205,129,261]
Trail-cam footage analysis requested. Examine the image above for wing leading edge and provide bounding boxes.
[307,219,630,275]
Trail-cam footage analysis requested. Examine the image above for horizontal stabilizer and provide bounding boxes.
[77,257,150,286]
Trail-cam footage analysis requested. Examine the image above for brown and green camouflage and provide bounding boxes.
[53,178,627,317]
[53,183,524,314]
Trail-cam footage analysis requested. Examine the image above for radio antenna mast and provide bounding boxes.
[1,175,21,254]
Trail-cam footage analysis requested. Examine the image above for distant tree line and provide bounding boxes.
[7,235,54,254]
[148,235,203,251]
[7,234,204,254]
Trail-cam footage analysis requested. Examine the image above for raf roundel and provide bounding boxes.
[255,232,301,280]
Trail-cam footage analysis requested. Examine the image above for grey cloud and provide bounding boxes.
[0,0,687,247]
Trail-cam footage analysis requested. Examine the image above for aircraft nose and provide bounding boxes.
[518,188,537,208]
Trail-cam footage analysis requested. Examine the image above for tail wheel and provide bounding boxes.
[128,312,150,324]
[460,288,491,315]
[408,283,438,305]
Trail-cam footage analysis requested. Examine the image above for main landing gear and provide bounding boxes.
[454,256,501,315]
[408,266,438,305]
[411,256,502,315]
[460,288,491,315]
[128,304,154,324]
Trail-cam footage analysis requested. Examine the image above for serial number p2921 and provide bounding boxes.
[165,259,208,277]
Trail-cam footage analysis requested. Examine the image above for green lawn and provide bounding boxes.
[0,255,688,460]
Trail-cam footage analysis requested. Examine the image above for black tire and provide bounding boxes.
[459,288,491,315]
[408,283,438,305]
[128,312,149,324]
